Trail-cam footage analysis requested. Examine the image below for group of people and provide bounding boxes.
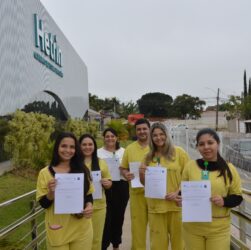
[37,118,243,250]
[36,128,129,250]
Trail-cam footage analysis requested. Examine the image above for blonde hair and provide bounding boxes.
[145,122,175,165]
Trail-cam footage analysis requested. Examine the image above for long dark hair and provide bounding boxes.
[79,134,100,171]
[196,128,233,184]
[103,128,120,150]
[50,132,91,191]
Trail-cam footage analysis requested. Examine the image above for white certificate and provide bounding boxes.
[104,158,120,181]
[129,162,144,188]
[181,181,212,222]
[145,166,167,199]
[54,173,84,214]
[91,171,102,200]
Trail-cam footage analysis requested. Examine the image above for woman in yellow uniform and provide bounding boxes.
[36,132,94,250]
[182,128,243,250]
[139,122,190,250]
[79,134,112,250]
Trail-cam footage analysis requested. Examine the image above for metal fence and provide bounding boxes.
[0,190,46,250]
[170,126,251,173]
[0,188,250,249]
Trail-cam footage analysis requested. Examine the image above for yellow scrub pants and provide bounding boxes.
[130,192,148,250]
[183,217,230,250]
[47,219,93,250]
[148,211,183,250]
[92,207,106,250]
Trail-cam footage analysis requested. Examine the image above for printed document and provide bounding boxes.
[55,173,84,214]
[181,181,212,222]
[91,171,102,199]
[104,158,120,181]
[145,166,167,199]
[129,162,144,188]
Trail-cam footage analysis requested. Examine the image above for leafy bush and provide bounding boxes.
[64,119,99,138]
[125,123,136,140]
[87,121,99,138]
[4,111,55,169]
[0,118,10,162]
[106,119,129,140]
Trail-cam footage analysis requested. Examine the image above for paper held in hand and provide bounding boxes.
[129,162,144,188]
[91,170,102,199]
[55,173,84,214]
[181,180,212,222]
[104,158,120,181]
[145,166,167,199]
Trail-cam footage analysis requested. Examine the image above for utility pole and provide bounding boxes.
[216,88,220,131]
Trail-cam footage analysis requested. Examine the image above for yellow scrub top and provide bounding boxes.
[147,146,190,213]
[121,141,150,195]
[182,160,242,217]
[86,159,112,210]
[36,166,94,247]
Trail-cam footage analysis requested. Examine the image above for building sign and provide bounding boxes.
[33,14,63,77]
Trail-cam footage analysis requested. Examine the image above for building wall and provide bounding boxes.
[0,0,88,118]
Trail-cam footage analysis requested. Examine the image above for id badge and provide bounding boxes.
[201,170,209,180]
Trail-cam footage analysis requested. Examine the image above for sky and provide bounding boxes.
[41,0,251,106]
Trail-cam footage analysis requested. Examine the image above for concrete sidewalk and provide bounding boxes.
[0,160,12,176]
[107,202,150,250]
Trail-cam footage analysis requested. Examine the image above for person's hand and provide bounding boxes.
[124,172,134,181]
[211,195,224,207]
[83,202,93,219]
[139,165,146,185]
[47,179,56,200]
[139,166,146,175]
[175,195,182,207]
[101,178,112,189]
[165,190,179,201]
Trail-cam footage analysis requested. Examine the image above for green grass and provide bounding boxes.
[0,171,41,249]
[0,172,37,204]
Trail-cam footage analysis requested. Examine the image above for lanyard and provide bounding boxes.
[201,161,209,180]
[156,157,160,166]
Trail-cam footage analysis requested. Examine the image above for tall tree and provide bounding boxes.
[89,93,104,111]
[249,78,251,96]
[172,94,205,119]
[220,95,242,120]
[22,101,66,120]
[242,70,251,119]
[137,92,173,117]
[244,70,247,98]
[89,93,139,118]
[120,101,139,118]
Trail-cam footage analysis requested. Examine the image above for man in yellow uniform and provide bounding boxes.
[120,118,150,250]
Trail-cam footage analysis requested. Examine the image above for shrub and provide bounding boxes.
[4,111,55,169]
[106,119,129,140]
[125,123,136,140]
[64,119,88,138]
[0,118,10,162]
[64,119,99,138]
[87,121,99,138]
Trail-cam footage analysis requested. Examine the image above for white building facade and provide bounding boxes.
[0,0,89,118]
